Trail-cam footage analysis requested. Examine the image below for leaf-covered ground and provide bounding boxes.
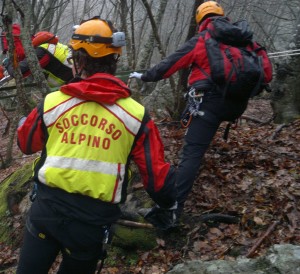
[0,99,299,273]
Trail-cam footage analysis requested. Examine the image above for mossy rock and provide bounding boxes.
[0,163,33,245]
[107,165,159,266]
[103,224,157,268]
[112,224,157,250]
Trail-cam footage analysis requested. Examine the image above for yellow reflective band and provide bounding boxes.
[38,156,125,182]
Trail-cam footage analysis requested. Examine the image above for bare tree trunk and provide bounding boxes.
[129,0,136,69]
[179,0,203,91]
[175,0,203,117]
[1,2,23,166]
[271,52,300,122]
[18,0,50,97]
[139,0,176,95]
[139,0,167,69]
[1,0,52,167]
[119,0,132,69]
[52,0,70,34]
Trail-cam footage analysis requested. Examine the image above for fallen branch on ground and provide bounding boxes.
[193,213,240,224]
[116,219,154,229]
[271,124,287,139]
[241,115,274,125]
[246,220,280,258]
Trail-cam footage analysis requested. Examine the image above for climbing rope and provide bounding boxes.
[268,49,300,58]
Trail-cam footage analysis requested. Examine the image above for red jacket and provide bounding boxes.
[0,65,4,80]
[6,45,73,84]
[141,16,272,90]
[17,73,176,224]
[141,17,215,85]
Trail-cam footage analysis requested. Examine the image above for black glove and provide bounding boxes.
[142,203,177,230]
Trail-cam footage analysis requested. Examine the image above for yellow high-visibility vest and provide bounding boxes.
[38,90,145,203]
[39,43,71,88]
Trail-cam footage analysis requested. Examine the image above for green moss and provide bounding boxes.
[105,246,140,267]
[112,224,157,250]
[0,163,33,244]
[104,224,157,268]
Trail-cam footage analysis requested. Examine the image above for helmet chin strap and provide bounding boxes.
[74,61,83,77]
[68,60,83,83]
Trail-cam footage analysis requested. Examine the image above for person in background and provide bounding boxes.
[1,23,26,62]
[16,17,177,274]
[129,1,272,221]
[0,65,4,80]
[5,31,73,90]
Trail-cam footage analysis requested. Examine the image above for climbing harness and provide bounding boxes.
[223,119,239,141]
[30,182,38,202]
[180,86,205,128]
[96,225,112,274]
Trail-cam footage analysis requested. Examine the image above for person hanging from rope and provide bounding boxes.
[16,17,177,274]
[130,1,272,222]
[4,31,73,90]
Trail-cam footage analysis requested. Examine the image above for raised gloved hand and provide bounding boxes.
[141,202,178,230]
[129,72,143,79]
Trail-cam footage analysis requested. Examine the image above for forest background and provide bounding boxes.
[0,0,300,122]
[0,0,299,273]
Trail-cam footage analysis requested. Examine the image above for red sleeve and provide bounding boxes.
[17,106,45,154]
[131,118,176,208]
[37,50,51,69]
[17,48,50,78]
[141,36,199,82]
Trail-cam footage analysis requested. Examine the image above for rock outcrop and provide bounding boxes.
[167,244,300,274]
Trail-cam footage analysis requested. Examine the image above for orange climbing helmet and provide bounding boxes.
[69,17,125,58]
[195,1,224,24]
[32,31,58,47]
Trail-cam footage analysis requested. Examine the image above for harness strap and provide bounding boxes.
[96,225,111,273]
[27,207,111,272]
[223,119,239,141]
[26,217,48,240]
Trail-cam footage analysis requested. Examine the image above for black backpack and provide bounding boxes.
[199,17,273,101]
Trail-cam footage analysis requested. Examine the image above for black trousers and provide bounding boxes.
[17,198,107,274]
[176,94,248,216]
[176,113,221,215]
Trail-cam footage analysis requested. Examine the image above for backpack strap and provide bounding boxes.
[223,119,238,141]
[194,30,235,98]
[249,55,264,97]
[193,61,234,99]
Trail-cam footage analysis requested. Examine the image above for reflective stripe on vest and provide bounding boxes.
[43,97,141,136]
[39,91,145,203]
[39,43,71,88]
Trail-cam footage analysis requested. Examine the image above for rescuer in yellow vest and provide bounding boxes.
[16,17,177,273]
[5,31,73,89]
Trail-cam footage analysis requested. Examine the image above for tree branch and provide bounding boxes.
[246,220,280,258]
[116,219,154,229]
